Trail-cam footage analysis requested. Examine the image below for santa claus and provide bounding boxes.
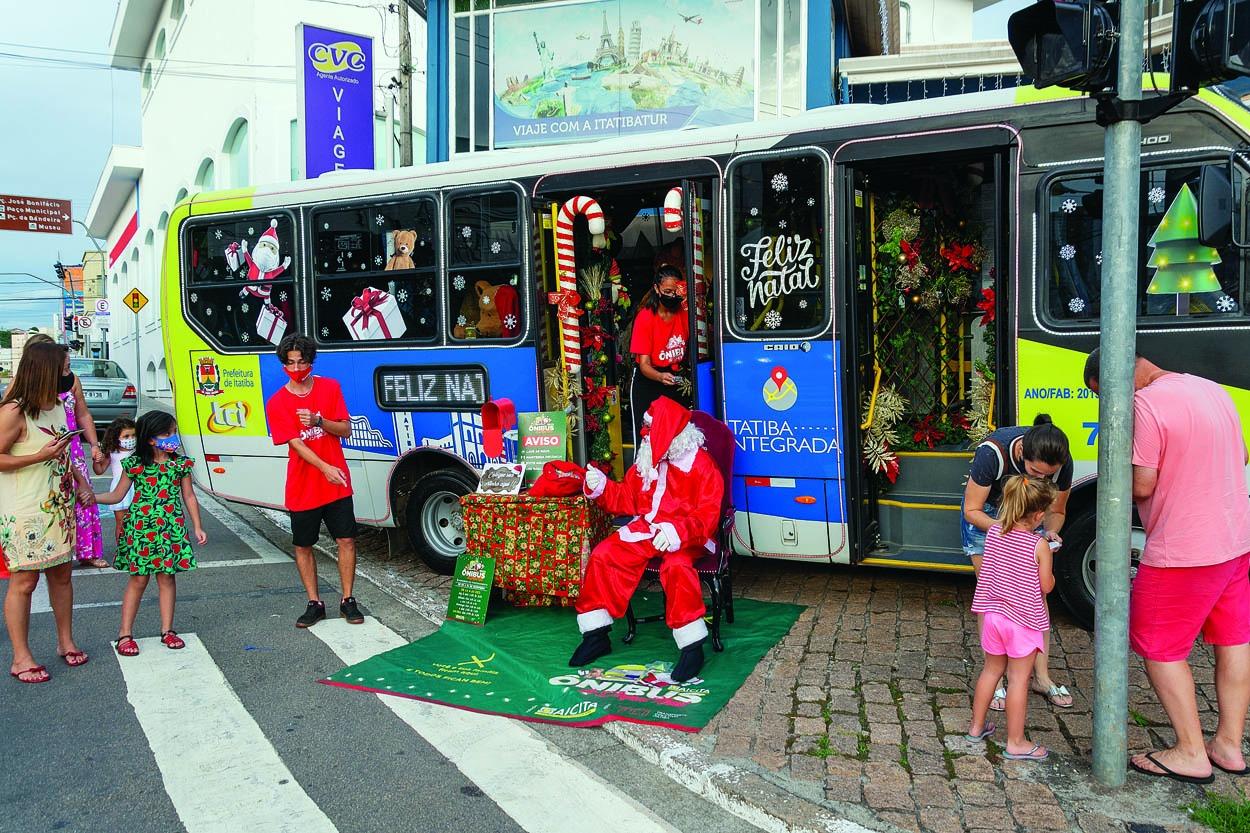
[239,219,292,300]
[570,396,723,683]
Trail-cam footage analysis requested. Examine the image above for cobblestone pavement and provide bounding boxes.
[359,527,1227,833]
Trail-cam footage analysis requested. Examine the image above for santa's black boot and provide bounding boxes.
[569,626,612,667]
[672,639,706,683]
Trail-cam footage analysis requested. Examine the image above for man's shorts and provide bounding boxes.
[1130,552,1250,662]
[979,611,1046,658]
[290,495,357,548]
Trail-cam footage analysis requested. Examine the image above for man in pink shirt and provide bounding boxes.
[1085,350,1250,784]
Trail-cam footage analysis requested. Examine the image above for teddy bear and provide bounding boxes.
[452,280,520,339]
[385,229,417,271]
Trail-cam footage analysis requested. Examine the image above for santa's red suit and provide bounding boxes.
[575,397,723,652]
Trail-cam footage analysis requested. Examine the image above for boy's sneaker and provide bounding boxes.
[340,597,364,624]
[296,600,326,629]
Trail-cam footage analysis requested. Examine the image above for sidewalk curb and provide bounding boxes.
[241,503,887,833]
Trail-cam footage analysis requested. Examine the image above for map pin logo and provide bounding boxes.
[771,366,788,388]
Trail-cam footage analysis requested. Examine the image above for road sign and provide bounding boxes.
[0,193,72,235]
[76,315,94,330]
[95,298,111,316]
[124,288,149,314]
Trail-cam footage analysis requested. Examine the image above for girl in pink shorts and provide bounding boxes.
[966,475,1058,761]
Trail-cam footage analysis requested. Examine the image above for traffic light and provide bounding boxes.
[1007,0,1119,92]
[1171,0,1250,92]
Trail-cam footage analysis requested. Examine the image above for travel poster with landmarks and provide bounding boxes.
[447,553,496,626]
[517,411,568,484]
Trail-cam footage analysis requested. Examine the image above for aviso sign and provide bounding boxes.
[374,365,489,411]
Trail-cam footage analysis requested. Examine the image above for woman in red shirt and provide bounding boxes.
[629,266,691,444]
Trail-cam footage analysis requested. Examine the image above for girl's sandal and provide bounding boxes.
[115,636,140,657]
[161,630,185,650]
[58,650,89,667]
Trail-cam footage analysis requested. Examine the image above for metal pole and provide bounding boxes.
[1092,0,1144,788]
[134,311,143,415]
[398,0,413,167]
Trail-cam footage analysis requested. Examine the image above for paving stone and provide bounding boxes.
[1012,801,1071,830]
[862,682,894,704]
[962,805,1016,830]
[957,779,1008,807]
[864,782,916,813]
[918,808,963,833]
[788,753,826,783]
[876,810,923,832]
[828,693,860,714]
[906,751,948,777]
[795,685,825,703]
[1004,779,1059,806]
[909,775,956,809]
[871,722,903,745]
[714,733,752,757]
[951,754,996,781]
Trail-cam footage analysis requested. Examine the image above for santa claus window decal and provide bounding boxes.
[185,213,297,350]
[728,152,828,336]
[311,197,439,343]
[1045,164,1246,323]
[448,191,524,341]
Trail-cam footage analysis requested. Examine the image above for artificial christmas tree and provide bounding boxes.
[1145,183,1223,297]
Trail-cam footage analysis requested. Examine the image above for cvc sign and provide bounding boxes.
[298,24,375,178]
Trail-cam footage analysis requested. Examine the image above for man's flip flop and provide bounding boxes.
[965,724,996,742]
[1003,744,1049,761]
[1209,756,1250,776]
[1130,751,1215,784]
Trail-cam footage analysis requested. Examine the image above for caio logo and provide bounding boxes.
[207,401,250,434]
[307,40,366,73]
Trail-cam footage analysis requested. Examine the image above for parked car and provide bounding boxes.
[68,358,137,427]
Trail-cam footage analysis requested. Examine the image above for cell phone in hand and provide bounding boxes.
[61,428,87,442]
[1048,540,1062,551]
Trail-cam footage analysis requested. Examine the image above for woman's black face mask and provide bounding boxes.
[58,373,75,394]
[658,293,684,311]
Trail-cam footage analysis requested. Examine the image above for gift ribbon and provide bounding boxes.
[259,303,284,339]
[350,288,392,339]
[547,288,582,322]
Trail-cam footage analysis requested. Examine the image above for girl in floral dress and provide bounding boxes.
[96,411,207,656]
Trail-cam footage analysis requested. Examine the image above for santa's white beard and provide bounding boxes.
[634,422,704,491]
[253,243,280,272]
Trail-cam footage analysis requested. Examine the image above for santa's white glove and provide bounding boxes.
[584,466,606,497]
[652,527,677,552]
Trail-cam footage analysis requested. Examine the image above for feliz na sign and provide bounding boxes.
[739,234,819,309]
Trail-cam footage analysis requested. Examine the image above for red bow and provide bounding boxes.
[976,288,995,326]
[901,239,921,267]
[350,288,392,338]
[547,289,582,321]
[941,243,976,272]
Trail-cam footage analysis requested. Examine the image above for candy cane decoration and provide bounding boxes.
[663,186,708,356]
[553,196,603,375]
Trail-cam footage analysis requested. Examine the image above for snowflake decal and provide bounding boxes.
[213,269,219,276]
[189,292,198,304]
[248,227,255,235]
[240,331,250,343]
[240,303,249,314]
[1059,244,1076,261]
[226,305,232,312]
[457,315,467,327]
[361,263,368,271]
[320,287,332,301]
[214,230,223,240]
[375,215,386,226]
[1148,186,1166,205]
[278,290,289,302]
[807,197,816,207]
[799,299,808,309]
[749,207,759,217]
[216,331,223,337]
[1095,252,1103,266]
[770,173,789,193]
[374,255,384,266]
[453,275,466,291]
[461,226,473,239]
[320,327,330,339]
[424,286,432,295]
[504,314,518,330]
[1217,295,1237,312]
[778,220,788,230]
[419,317,426,325]
[764,309,782,330]
[490,241,502,255]
[323,222,330,231]
[1068,297,1086,314]
[736,313,748,326]
[1061,198,1077,214]
[396,289,409,303]
[206,308,213,317]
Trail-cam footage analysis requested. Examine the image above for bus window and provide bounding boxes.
[728,153,828,336]
[448,191,524,342]
[1046,164,1247,323]
[312,198,439,343]
[184,213,297,350]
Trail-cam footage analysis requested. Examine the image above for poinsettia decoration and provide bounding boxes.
[900,238,922,267]
[941,242,977,271]
[976,288,996,325]
[912,414,946,450]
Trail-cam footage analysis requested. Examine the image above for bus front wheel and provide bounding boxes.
[405,469,478,575]
[1054,505,1145,633]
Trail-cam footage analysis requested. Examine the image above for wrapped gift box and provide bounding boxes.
[460,493,611,607]
[256,302,287,344]
[343,286,407,341]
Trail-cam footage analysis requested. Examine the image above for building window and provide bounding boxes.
[448,191,523,341]
[158,211,169,232]
[312,199,439,343]
[729,152,828,335]
[175,187,188,207]
[1045,164,1247,323]
[184,213,298,350]
[171,0,184,19]
[142,64,152,91]
[195,158,215,191]
[155,29,166,61]
[223,118,250,188]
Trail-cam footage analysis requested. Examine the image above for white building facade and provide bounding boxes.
[86,0,427,402]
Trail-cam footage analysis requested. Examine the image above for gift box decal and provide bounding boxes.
[256,302,287,344]
[343,286,407,340]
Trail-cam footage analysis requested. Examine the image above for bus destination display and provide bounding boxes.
[376,365,488,411]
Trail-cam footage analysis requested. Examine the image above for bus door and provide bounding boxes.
[682,179,718,415]
[838,134,1013,571]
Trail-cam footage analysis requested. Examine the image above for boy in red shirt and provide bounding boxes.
[266,333,363,628]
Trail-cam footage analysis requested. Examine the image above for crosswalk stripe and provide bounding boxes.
[195,491,291,564]
[115,633,339,833]
[311,618,680,833]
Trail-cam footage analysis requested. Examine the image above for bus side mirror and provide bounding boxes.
[1199,164,1233,248]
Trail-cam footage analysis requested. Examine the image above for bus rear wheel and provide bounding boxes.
[405,469,478,575]
[1054,505,1144,633]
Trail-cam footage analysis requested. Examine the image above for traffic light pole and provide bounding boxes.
[1092,0,1144,789]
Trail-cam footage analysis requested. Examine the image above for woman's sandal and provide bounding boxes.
[1034,683,1074,708]
[115,636,140,657]
[161,630,185,650]
[58,650,89,668]
[9,665,50,684]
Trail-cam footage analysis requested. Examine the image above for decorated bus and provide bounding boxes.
[164,81,1250,629]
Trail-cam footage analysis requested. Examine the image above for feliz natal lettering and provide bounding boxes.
[739,234,819,309]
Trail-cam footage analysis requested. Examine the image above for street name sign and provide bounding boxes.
[0,194,72,235]
[124,288,149,313]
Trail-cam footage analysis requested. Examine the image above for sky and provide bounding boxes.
[0,0,140,331]
[972,0,1033,42]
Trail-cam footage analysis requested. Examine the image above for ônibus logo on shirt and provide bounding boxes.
[658,334,686,364]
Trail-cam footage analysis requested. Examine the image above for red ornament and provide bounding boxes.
[976,288,996,326]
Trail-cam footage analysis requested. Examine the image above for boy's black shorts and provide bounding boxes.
[290,496,356,547]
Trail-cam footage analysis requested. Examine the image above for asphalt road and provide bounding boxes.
[0,481,765,833]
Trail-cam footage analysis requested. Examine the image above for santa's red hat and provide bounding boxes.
[645,396,691,463]
[258,219,279,248]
